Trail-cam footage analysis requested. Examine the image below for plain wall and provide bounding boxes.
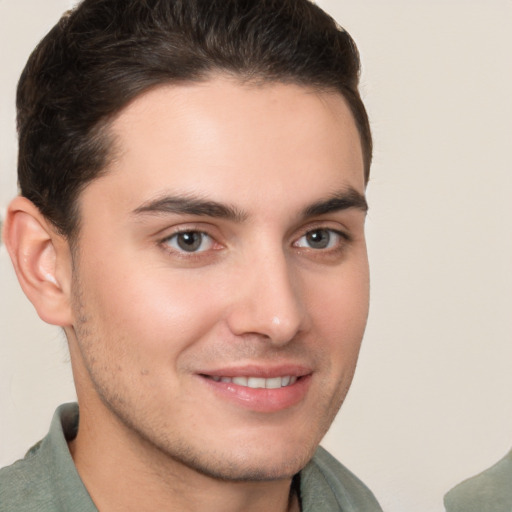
[1,1,511,511]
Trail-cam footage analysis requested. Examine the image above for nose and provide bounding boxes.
[225,251,308,346]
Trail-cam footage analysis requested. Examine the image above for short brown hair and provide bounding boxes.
[17,0,372,239]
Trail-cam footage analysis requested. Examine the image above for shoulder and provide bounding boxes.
[0,440,55,511]
[444,449,512,512]
[0,403,94,512]
[300,446,383,512]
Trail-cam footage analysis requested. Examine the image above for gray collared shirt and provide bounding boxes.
[0,403,382,512]
[444,449,512,512]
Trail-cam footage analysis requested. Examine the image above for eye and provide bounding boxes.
[294,228,345,250]
[163,231,214,253]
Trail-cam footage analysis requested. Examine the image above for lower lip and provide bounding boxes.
[198,375,312,413]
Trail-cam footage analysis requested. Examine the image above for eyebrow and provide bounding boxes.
[301,188,368,217]
[132,195,248,222]
[132,187,367,222]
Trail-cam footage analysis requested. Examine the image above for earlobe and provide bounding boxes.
[3,196,74,327]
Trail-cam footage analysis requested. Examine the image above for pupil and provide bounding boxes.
[307,229,329,249]
[177,232,201,251]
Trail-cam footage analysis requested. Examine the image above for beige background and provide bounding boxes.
[1,1,511,511]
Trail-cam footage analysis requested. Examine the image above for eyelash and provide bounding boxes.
[160,228,219,256]
[293,228,350,251]
[159,226,351,257]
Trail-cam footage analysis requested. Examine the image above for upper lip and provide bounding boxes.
[198,364,312,379]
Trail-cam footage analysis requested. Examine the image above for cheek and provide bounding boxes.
[307,261,369,357]
[78,259,227,359]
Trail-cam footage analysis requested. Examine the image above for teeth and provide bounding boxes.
[232,376,248,386]
[247,377,266,388]
[265,377,282,389]
[209,375,298,389]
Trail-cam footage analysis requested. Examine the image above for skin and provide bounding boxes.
[6,77,369,512]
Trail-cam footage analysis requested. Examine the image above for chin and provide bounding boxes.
[182,451,311,482]
[148,427,317,482]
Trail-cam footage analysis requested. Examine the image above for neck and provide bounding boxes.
[68,400,299,512]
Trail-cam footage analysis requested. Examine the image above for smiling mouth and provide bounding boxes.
[203,375,298,389]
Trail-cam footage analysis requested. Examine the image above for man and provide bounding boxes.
[0,0,381,510]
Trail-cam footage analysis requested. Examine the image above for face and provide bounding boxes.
[66,77,369,481]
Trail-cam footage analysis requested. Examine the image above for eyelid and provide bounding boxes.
[155,221,220,241]
[157,223,224,256]
[293,228,347,247]
[293,220,351,242]
[164,231,213,253]
[290,222,353,261]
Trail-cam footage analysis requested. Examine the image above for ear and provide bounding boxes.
[3,196,74,326]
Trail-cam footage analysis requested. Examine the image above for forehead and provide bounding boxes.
[80,78,365,218]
